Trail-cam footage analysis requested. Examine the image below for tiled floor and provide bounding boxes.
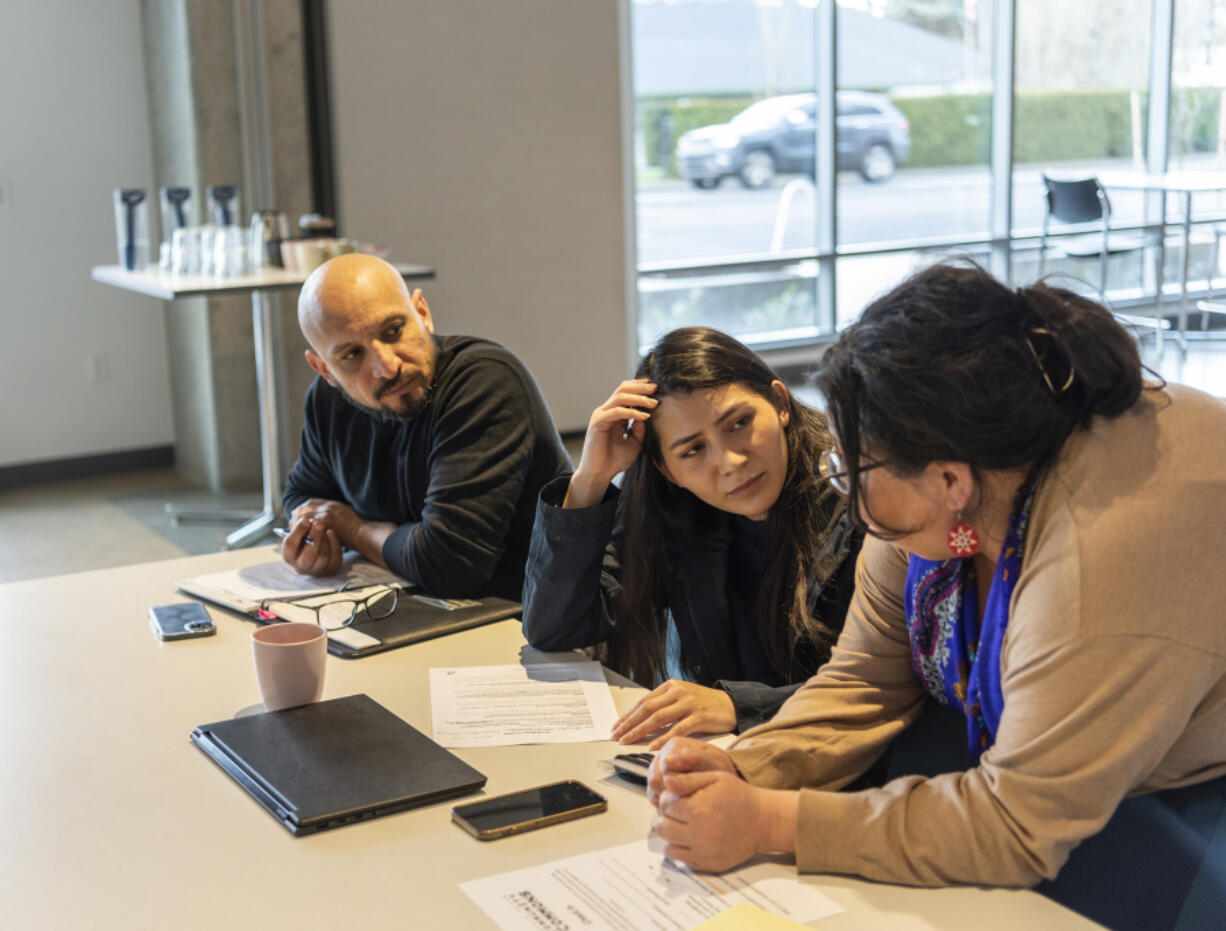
[0,470,263,584]
[1,336,1221,585]
[0,436,587,585]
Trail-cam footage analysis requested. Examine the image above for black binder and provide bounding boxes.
[191,694,486,836]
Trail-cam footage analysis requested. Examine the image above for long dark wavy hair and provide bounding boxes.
[600,327,843,686]
[814,261,1148,537]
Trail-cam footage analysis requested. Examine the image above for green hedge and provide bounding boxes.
[1014,90,1139,162]
[1171,87,1224,154]
[891,94,990,167]
[639,88,1223,174]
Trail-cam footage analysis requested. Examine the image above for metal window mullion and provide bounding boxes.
[815,0,837,331]
[989,0,1016,283]
[1145,0,1175,303]
[619,0,640,373]
[1147,0,1174,177]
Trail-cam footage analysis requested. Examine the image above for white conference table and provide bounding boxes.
[1097,170,1226,341]
[90,263,435,548]
[0,548,1099,930]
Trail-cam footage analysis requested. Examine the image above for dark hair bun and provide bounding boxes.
[815,261,1143,482]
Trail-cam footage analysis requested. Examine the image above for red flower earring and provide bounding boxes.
[947,512,979,557]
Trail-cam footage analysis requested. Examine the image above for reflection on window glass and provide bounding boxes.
[835,252,922,329]
[633,0,819,267]
[834,246,994,331]
[629,1,1213,349]
[632,0,1000,345]
[1012,0,1152,289]
[632,0,824,348]
[835,1,993,246]
[637,262,819,352]
[1173,0,1226,291]
[1172,2,1226,176]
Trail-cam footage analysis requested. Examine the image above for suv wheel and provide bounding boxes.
[691,178,721,190]
[859,143,896,183]
[738,150,776,189]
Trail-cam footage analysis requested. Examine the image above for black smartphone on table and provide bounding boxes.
[451,780,607,840]
[610,752,654,785]
[149,602,216,640]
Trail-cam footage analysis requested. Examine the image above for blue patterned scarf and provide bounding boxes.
[904,480,1037,757]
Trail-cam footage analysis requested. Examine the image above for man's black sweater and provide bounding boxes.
[284,334,571,600]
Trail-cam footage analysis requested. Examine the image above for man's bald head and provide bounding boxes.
[298,254,437,421]
[298,254,413,351]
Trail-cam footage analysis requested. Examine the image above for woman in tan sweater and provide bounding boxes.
[647,262,1226,929]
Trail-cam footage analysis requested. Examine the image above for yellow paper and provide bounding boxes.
[692,903,813,931]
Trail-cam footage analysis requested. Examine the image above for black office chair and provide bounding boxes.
[1039,174,1167,351]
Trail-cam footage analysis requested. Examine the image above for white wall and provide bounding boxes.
[327,0,631,432]
[0,0,173,468]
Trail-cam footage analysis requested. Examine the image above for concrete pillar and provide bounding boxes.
[140,0,314,492]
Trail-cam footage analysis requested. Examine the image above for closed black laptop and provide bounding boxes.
[191,694,486,836]
[270,594,522,659]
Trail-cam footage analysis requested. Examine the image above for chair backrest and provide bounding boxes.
[1042,175,1109,224]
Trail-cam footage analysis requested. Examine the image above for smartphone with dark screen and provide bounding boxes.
[149,602,216,641]
[451,780,607,840]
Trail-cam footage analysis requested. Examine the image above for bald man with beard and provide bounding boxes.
[281,254,570,599]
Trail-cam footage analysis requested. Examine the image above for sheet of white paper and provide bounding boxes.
[188,555,404,604]
[430,662,619,747]
[460,838,844,931]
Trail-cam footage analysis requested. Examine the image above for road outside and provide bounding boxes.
[632,155,1226,348]
[634,160,1208,266]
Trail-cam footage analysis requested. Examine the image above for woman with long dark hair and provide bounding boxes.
[522,327,862,747]
[647,263,1226,929]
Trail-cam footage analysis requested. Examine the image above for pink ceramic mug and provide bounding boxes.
[251,622,327,712]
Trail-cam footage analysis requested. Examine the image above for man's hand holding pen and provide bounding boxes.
[281,498,399,578]
[280,499,357,577]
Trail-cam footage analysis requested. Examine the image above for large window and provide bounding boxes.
[1011,0,1153,291]
[1172,0,1226,291]
[630,1,1226,351]
[836,2,993,247]
[1171,0,1226,174]
[633,0,822,349]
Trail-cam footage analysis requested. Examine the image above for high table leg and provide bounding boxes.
[223,289,284,549]
[1177,190,1193,349]
[168,504,260,524]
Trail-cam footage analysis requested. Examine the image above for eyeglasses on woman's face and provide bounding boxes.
[818,448,889,496]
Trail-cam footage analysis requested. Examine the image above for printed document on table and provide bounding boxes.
[430,661,619,747]
[179,553,404,611]
[460,837,844,931]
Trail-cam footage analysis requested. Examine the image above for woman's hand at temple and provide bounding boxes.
[564,379,658,509]
[611,680,737,749]
[647,738,799,872]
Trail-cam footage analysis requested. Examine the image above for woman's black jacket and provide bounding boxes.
[521,473,862,732]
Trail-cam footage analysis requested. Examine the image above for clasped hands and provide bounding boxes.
[646,736,798,873]
[281,499,395,577]
[615,683,797,872]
